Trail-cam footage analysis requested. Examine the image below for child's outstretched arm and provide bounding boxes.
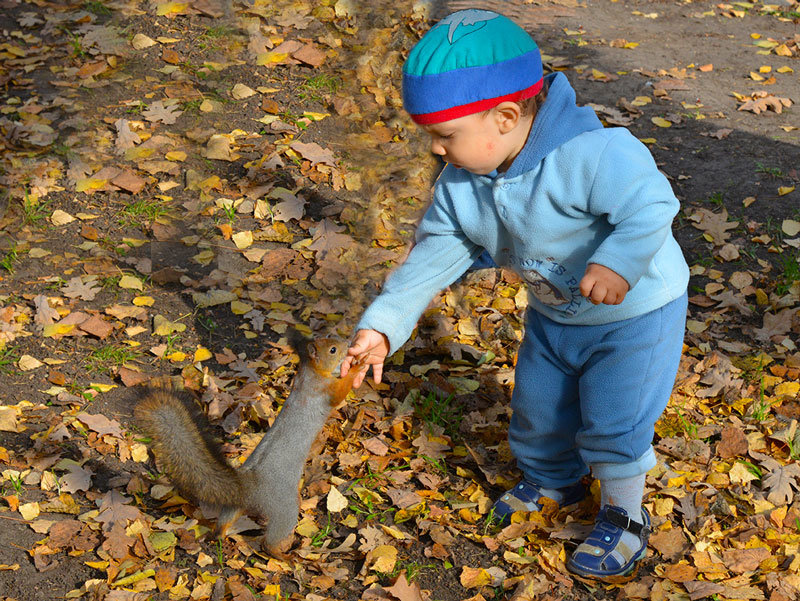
[341,329,390,388]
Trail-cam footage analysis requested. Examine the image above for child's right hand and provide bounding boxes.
[341,329,390,387]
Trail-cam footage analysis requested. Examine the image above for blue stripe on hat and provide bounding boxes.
[403,50,543,117]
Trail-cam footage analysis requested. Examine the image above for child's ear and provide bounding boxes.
[493,101,522,134]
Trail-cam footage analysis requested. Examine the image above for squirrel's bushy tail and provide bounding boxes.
[135,389,245,507]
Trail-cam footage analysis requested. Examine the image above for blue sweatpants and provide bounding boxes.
[509,292,688,488]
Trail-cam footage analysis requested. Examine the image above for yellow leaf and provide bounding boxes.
[193,347,212,362]
[743,196,756,207]
[257,51,289,66]
[749,71,765,81]
[778,186,795,196]
[686,319,708,333]
[651,117,672,127]
[132,296,154,306]
[631,96,652,106]
[153,315,186,336]
[231,83,256,99]
[303,111,329,121]
[50,209,76,226]
[759,65,772,73]
[124,147,154,161]
[750,32,761,39]
[368,545,398,573]
[43,323,75,337]
[230,300,253,315]
[165,151,187,161]
[232,230,253,249]
[774,44,792,57]
[75,178,107,192]
[166,351,187,362]
[775,382,800,397]
[155,2,189,16]
[639,137,656,144]
[19,502,40,520]
[90,383,116,393]
[18,355,43,371]
[192,249,215,265]
[777,66,793,74]
[118,275,144,291]
[782,219,800,236]
[326,486,348,513]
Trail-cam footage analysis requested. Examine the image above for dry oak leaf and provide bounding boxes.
[114,118,141,153]
[649,526,687,560]
[761,459,800,505]
[738,91,792,114]
[76,412,124,438]
[289,140,336,166]
[688,207,738,246]
[142,100,183,125]
[722,547,771,573]
[753,307,796,342]
[384,573,425,601]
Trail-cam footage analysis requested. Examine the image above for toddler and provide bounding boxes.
[341,9,688,580]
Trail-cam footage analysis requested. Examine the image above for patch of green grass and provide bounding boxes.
[182,98,203,113]
[776,252,800,295]
[21,194,52,226]
[298,74,342,103]
[119,198,170,228]
[310,514,335,548]
[85,344,140,373]
[83,0,111,16]
[412,390,463,439]
[1,245,19,273]
[703,191,725,207]
[755,162,784,178]
[125,100,147,115]
[0,346,19,374]
[201,25,236,39]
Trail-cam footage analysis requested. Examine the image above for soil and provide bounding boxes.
[0,0,799,600]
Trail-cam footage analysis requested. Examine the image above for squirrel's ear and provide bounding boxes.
[287,328,313,361]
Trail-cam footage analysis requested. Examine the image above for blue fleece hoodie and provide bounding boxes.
[358,73,690,353]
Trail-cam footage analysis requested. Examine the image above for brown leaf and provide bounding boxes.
[722,547,771,573]
[649,527,687,560]
[114,118,141,153]
[111,170,146,194]
[289,141,336,166]
[717,425,749,458]
[684,581,725,600]
[384,573,425,601]
[292,43,326,67]
[663,563,697,582]
[142,100,183,125]
[753,308,796,342]
[78,315,115,339]
[161,47,182,64]
[76,60,108,79]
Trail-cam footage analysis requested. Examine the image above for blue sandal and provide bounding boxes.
[491,480,586,523]
[567,505,651,580]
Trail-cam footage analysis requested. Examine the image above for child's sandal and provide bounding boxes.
[491,480,586,524]
[566,505,651,580]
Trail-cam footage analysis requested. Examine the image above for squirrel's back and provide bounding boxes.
[135,389,246,507]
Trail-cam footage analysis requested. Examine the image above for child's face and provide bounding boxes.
[422,105,530,175]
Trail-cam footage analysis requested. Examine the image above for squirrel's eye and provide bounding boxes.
[329,345,338,354]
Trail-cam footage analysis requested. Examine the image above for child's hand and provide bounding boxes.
[341,329,390,388]
[579,263,629,305]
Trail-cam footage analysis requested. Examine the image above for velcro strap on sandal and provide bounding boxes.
[605,507,650,538]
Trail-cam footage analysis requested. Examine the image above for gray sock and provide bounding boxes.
[599,474,646,555]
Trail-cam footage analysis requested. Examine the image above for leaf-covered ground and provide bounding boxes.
[1,0,799,600]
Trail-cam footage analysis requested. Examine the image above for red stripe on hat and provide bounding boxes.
[410,80,543,125]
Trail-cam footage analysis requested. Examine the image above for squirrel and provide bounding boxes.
[134,337,363,556]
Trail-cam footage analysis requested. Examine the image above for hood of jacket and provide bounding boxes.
[503,72,603,179]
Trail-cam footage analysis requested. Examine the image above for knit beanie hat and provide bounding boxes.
[402,9,543,125]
